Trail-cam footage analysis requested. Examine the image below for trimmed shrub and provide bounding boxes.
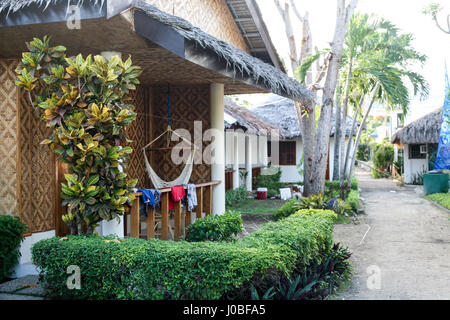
[274,194,330,220]
[185,210,243,242]
[0,216,27,281]
[347,190,359,211]
[273,198,302,220]
[32,210,336,300]
[225,186,248,207]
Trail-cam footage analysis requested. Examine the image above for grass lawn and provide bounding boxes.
[426,193,450,209]
[227,198,287,215]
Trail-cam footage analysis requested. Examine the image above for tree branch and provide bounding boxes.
[273,0,285,20]
[289,0,304,22]
[432,13,450,34]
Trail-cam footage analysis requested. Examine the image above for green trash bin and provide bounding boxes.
[423,172,449,195]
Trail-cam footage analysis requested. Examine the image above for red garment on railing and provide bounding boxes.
[169,185,185,210]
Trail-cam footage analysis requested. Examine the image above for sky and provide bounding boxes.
[251,0,450,124]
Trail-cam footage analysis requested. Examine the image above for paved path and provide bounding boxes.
[334,169,450,299]
[0,275,44,300]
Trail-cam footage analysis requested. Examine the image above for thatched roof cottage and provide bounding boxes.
[0,0,314,276]
[391,108,442,184]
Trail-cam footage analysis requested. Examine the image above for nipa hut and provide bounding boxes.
[0,0,314,276]
[391,108,442,183]
[252,95,358,182]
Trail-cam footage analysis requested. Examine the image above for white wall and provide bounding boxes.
[403,143,429,184]
[279,137,335,183]
[279,138,303,183]
[12,229,56,277]
[225,130,267,168]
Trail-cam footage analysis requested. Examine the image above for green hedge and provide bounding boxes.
[0,216,27,281]
[32,210,336,300]
[185,210,242,242]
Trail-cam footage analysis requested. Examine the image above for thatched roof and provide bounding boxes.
[0,0,315,106]
[251,96,358,139]
[391,108,442,145]
[224,97,287,137]
[0,0,104,13]
[133,1,314,105]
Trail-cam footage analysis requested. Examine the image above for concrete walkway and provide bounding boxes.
[0,275,45,300]
[334,169,450,299]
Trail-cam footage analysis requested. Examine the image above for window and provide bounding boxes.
[409,144,426,159]
[267,141,297,165]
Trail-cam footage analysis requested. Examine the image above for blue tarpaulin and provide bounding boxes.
[434,66,450,169]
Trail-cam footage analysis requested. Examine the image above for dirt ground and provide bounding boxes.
[334,168,450,299]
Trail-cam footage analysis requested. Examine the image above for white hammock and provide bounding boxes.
[142,125,196,189]
[143,148,195,189]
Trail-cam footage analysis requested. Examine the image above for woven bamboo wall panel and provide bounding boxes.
[145,0,249,52]
[126,86,150,188]
[18,87,56,234]
[0,59,18,217]
[150,85,211,186]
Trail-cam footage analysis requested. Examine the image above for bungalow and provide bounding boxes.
[252,95,358,183]
[0,0,314,276]
[223,97,284,191]
[391,108,441,184]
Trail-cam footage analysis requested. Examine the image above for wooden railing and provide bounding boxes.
[126,181,221,241]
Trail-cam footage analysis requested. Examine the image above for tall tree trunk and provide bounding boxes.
[332,83,342,181]
[343,95,364,179]
[309,0,358,195]
[346,85,379,194]
[276,0,316,196]
[338,57,353,195]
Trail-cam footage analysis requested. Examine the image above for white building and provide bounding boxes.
[251,95,358,183]
[391,108,441,184]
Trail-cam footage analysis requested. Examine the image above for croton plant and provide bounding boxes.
[15,36,142,234]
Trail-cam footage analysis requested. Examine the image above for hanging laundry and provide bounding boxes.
[137,188,161,216]
[169,185,185,210]
[183,183,197,211]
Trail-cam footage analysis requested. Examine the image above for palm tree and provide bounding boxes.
[342,18,429,196]
[334,13,379,188]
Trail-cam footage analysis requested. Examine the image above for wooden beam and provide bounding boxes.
[174,201,182,241]
[204,185,213,216]
[185,209,192,234]
[161,192,169,240]
[195,186,203,219]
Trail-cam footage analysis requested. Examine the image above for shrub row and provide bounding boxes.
[32,210,336,300]
[185,210,242,242]
[274,194,349,220]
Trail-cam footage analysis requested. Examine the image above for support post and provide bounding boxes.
[161,192,169,240]
[233,134,239,189]
[245,135,252,192]
[210,83,225,215]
